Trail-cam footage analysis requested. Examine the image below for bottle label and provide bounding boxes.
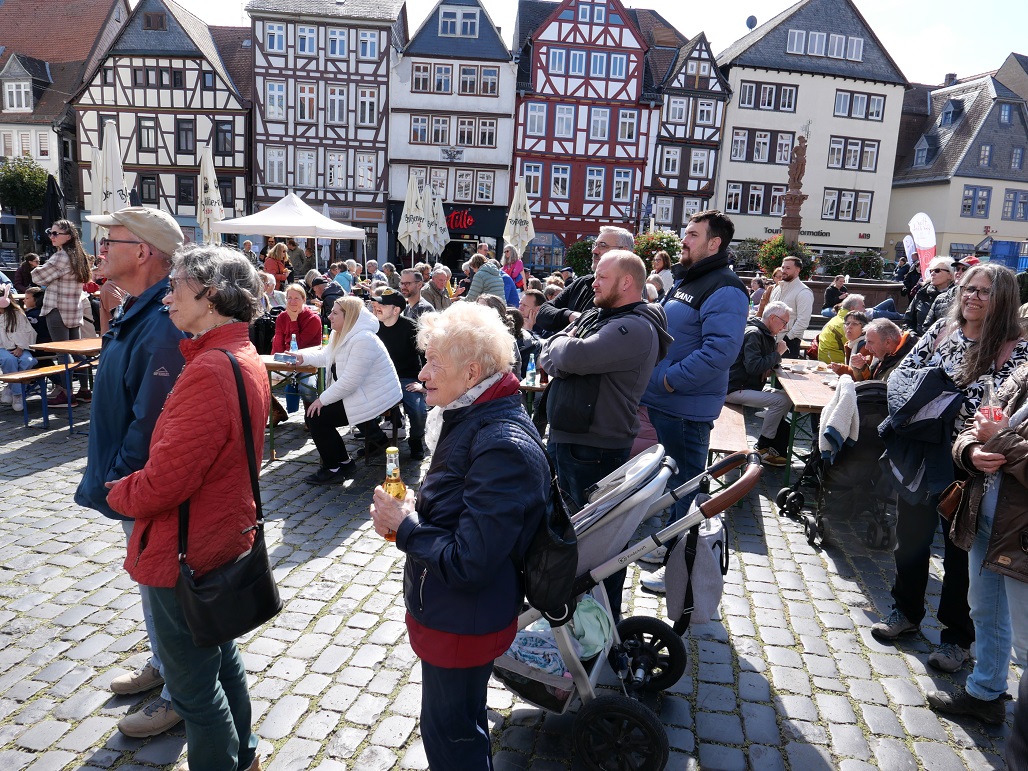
[386,462,396,476]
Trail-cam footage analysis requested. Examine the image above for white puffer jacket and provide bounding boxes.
[299,307,402,425]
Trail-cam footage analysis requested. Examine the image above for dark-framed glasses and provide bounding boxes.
[100,237,142,249]
[961,285,992,299]
[166,276,210,301]
[46,228,68,237]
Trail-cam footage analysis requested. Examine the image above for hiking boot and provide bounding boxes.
[870,608,919,642]
[640,567,666,594]
[637,545,667,566]
[110,661,164,695]
[758,447,788,467]
[927,642,970,673]
[304,462,355,485]
[118,696,182,737]
[927,686,1007,725]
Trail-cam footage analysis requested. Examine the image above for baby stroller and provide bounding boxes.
[493,447,763,771]
[776,380,897,548]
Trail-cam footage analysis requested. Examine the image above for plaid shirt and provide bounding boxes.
[31,249,85,328]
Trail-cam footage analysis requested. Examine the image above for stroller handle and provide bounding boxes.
[698,451,764,518]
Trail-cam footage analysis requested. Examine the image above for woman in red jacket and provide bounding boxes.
[107,244,270,771]
[270,283,322,416]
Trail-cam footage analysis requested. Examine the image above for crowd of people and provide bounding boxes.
[5,208,1028,770]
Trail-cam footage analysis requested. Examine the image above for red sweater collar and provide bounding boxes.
[474,371,521,404]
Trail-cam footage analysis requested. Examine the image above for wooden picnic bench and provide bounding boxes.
[708,403,749,461]
[0,363,93,429]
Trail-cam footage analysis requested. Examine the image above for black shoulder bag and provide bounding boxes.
[174,350,283,647]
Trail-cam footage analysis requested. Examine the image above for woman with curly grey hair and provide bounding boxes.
[106,244,270,771]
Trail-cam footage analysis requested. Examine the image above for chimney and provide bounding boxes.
[944,73,957,87]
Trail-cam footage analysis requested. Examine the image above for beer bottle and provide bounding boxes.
[381,446,406,542]
[322,325,330,347]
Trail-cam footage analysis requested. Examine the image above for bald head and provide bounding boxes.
[592,250,648,308]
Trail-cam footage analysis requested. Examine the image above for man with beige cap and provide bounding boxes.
[74,207,186,738]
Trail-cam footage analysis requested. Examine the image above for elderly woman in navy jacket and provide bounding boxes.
[371,302,548,771]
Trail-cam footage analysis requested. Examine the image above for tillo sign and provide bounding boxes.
[447,209,475,230]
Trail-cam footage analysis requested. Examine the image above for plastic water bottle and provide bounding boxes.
[286,334,300,412]
[289,334,298,352]
[526,354,537,385]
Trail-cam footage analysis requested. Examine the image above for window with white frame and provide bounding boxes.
[4,82,31,111]
[296,149,316,187]
[431,116,449,145]
[138,117,156,152]
[855,191,872,221]
[527,104,546,135]
[355,153,375,190]
[613,168,632,201]
[662,148,680,175]
[1001,104,1013,124]
[618,110,638,141]
[411,116,428,143]
[700,62,710,75]
[668,98,686,123]
[585,167,604,200]
[461,9,479,36]
[478,119,496,146]
[0,131,11,157]
[590,107,609,140]
[297,83,316,121]
[851,93,867,119]
[753,131,770,162]
[456,118,475,146]
[838,191,855,220]
[834,91,850,116]
[327,151,346,188]
[770,185,787,216]
[913,143,928,168]
[358,30,378,59]
[524,163,542,196]
[807,31,826,56]
[19,131,30,156]
[776,133,793,164]
[594,4,605,23]
[845,140,860,169]
[328,28,346,57]
[266,147,285,185]
[409,167,427,192]
[725,183,742,213]
[555,105,575,138]
[434,64,452,93]
[779,86,796,112]
[481,67,498,95]
[731,130,747,160]
[861,141,879,171]
[266,81,285,120]
[439,9,457,35]
[687,61,697,74]
[590,52,606,77]
[828,137,844,167]
[36,131,49,158]
[297,26,317,55]
[748,185,764,214]
[827,33,845,58]
[655,196,673,223]
[266,23,285,52]
[358,88,377,125]
[551,165,570,198]
[691,149,708,177]
[867,95,884,121]
[413,64,430,92]
[459,66,477,95]
[327,86,346,124]
[430,168,448,194]
[684,198,702,216]
[578,3,590,21]
[787,29,805,54]
[697,100,715,125]
[759,85,775,109]
[610,54,626,79]
[739,82,755,108]
[569,50,586,76]
[846,37,863,61]
[822,190,837,219]
[455,169,473,201]
[549,49,566,74]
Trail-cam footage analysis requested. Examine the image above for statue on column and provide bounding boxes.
[782,135,808,249]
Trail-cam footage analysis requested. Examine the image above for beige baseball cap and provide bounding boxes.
[86,207,184,256]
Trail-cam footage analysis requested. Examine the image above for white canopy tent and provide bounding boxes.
[212,193,366,240]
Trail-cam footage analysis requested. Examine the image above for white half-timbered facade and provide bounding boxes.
[248,0,407,262]
[513,0,655,265]
[645,32,730,235]
[72,0,250,242]
[387,0,515,266]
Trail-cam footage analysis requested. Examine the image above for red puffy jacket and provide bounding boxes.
[107,323,271,588]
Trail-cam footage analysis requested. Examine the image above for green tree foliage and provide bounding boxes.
[634,230,682,271]
[816,250,884,280]
[756,235,817,280]
[565,238,594,277]
[0,156,47,214]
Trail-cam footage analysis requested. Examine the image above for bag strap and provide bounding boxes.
[178,349,263,565]
[672,524,701,635]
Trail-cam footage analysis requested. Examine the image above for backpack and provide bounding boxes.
[249,308,280,355]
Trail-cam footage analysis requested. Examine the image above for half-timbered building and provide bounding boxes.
[716,0,907,255]
[72,0,251,243]
[512,0,657,268]
[248,0,408,262]
[387,0,515,268]
[644,31,730,237]
[0,0,129,255]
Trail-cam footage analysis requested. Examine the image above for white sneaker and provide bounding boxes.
[0,387,11,405]
[637,545,667,565]
[11,395,23,412]
[641,567,666,594]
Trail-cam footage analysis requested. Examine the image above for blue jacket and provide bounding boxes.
[641,250,748,422]
[397,394,548,636]
[501,270,520,307]
[75,278,187,519]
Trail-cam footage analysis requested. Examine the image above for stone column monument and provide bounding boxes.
[781,135,808,249]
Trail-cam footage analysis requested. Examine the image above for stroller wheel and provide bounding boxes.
[574,694,669,771]
[775,487,791,508]
[818,517,831,546]
[803,515,817,545]
[787,491,805,511]
[615,616,688,693]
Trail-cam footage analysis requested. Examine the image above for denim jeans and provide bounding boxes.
[868,298,905,321]
[420,659,494,771]
[148,587,257,771]
[120,521,171,702]
[646,407,712,523]
[400,377,427,442]
[0,348,36,396]
[965,506,1012,701]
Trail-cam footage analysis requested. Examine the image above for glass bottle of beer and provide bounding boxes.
[381,446,406,542]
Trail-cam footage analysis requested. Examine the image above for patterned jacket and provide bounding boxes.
[31,249,85,327]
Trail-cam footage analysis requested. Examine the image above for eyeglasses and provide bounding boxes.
[398,281,416,287]
[929,268,951,275]
[593,241,612,250]
[961,285,993,299]
[166,276,210,301]
[46,229,68,237]
[953,265,967,271]
[100,238,142,249]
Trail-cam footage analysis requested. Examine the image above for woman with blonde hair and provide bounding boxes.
[501,244,525,290]
[263,242,290,290]
[293,296,401,484]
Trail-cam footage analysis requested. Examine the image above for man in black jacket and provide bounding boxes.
[724,302,793,466]
[904,256,953,335]
[311,277,343,327]
[534,225,635,333]
[371,290,427,460]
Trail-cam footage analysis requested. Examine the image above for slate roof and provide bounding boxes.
[405,0,510,61]
[210,26,254,103]
[0,60,81,124]
[2,54,52,83]
[514,0,556,53]
[715,0,906,87]
[0,0,123,68]
[245,0,405,23]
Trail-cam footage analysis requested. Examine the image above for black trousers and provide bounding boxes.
[890,492,974,648]
[784,336,803,359]
[305,401,387,468]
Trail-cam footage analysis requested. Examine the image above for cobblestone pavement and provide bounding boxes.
[0,403,1020,770]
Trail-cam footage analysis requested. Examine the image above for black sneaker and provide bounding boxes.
[927,686,1007,725]
[304,462,355,485]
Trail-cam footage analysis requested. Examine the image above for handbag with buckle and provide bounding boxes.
[937,476,972,523]
[174,350,282,647]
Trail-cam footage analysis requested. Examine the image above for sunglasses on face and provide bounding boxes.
[46,229,68,237]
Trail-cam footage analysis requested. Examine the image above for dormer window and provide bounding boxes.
[940,107,954,127]
[913,137,929,167]
[439,6,478,37]
[3,81,31,112]
[143,12,167,31]
[940,99,962,127]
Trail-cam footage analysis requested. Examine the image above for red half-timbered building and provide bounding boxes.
[512,0,653,267]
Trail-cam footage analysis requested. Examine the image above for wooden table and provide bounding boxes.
[775,364,837,484]
[30,338,103,433]
[260,355,322,460]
